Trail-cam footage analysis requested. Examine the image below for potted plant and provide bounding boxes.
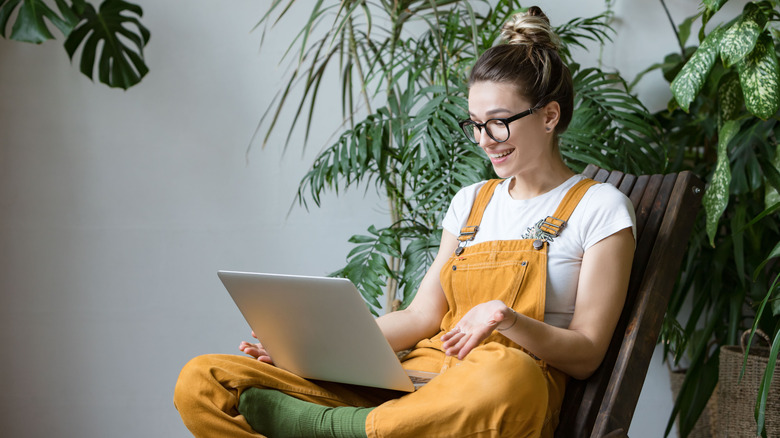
[253,0,664,315]
[631,0,780,436]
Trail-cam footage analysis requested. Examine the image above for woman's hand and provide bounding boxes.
[440,300,514,359]
[239,331,274,365]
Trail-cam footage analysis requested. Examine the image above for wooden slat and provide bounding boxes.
[605,170,625,188]
[632,174,664,242]
[617,174,637,197]
[582,164,600,179]
[628,175,648,210]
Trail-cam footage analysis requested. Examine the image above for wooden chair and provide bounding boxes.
[554,165,704,438]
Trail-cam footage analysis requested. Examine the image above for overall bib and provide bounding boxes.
[174,178,597,438]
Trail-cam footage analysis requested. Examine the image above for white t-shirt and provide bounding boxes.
[441,174,636,329]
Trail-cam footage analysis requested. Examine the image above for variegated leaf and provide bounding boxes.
[671,27,725,112]
[704,120,739,246]
[703,0,727,13]
[737,31,780,120]
[766,143,780,209]
[720,3,766,68]
[718,73,743,125]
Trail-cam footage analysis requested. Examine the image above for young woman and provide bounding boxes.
[174,7,635,438]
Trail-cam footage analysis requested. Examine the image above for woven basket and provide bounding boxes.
[715,330,779,438]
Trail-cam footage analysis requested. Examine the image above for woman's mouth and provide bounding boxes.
[487,149,514,163]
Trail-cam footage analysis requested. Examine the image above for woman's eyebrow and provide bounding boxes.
[468,108,514,118]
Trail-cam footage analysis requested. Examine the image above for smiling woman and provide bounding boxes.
[174,6,636,438]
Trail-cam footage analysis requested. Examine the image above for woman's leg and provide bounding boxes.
[174,354,396,438]
[368,343,566,438]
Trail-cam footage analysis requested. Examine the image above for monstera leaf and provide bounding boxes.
[64,0,149,89]
[1,0,149,89]
[0,0,78,43]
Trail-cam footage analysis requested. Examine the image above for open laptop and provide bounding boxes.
[218,270,436,392]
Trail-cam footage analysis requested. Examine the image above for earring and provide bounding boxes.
[545,127,552,132]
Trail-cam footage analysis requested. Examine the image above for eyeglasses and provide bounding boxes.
[458,107,537,144]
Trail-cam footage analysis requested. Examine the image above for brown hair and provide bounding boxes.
[468,6,574,134]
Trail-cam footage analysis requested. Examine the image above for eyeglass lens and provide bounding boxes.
[463,119,510,143]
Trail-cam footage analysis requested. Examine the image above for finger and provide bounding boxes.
[257,355,274,365]
[487,310,504,327]
[458,335,483,360]
[441,327,461,343]
[442,332,464,349]
[446,332,472,356]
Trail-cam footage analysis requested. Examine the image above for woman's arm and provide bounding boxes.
[375,230,457,352]
[442,227,635,380]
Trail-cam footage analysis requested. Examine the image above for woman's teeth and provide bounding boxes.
[489,150,513,159]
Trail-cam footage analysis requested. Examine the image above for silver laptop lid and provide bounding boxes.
[218,271,415,392]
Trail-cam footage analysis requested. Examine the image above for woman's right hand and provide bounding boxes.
[239,331,275,365]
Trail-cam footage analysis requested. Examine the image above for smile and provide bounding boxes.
[488,149,514,159]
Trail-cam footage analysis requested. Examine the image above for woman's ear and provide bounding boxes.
[542,101,561,132]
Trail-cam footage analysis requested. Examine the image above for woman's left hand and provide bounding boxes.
[441,300,514,359]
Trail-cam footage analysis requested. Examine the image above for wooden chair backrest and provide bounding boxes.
[554,165,704,437]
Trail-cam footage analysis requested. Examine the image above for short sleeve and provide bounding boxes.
[441,181,487,236]
[577,183,637,251]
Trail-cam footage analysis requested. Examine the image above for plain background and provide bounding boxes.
[0,1,746,436]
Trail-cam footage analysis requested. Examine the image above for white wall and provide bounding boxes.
[0,1,742,437]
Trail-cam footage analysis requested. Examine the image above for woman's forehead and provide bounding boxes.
[468,81,530,113]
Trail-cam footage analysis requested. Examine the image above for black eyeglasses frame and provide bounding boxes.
[458,107,539,144]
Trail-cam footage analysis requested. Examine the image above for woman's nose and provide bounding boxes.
[478,130,495,149]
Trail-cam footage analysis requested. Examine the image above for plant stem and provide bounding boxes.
[348,18,373,118]
[660,0,686,58]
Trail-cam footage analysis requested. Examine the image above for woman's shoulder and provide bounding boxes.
[584,178,634,210]
[451,178,506,204]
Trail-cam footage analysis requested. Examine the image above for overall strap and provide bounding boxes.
[537,178,599,238]
[454,179,502,254]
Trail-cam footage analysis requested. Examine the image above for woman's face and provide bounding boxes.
[466,81,558,179]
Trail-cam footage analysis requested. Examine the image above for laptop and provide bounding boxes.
[218,270,436,392]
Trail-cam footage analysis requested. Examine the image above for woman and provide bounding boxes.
[174,7,635,438]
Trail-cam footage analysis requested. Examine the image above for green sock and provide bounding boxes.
[238,388,371,438]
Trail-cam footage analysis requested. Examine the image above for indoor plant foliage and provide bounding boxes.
[256,0,664,315]
[0,0,150,89]
[634,0,780,436]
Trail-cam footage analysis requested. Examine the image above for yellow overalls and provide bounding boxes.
[174,178,597,438]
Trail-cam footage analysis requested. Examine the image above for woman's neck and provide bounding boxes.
[506,159,574,200]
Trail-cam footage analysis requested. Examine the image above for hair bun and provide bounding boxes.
[500,6,560,51]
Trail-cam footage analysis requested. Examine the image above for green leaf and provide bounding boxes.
[0,0,76,43]
[756,324,780,436]
[678,13,702,47]
[753,240,780,280]
[720,2,767,68]
[703,120,739,246]
[703,0,728,13]
[718,73,744,124]
[766,143,780,209]
[63,0,150,90]
[737,31,780,120]
[671,27,725,112]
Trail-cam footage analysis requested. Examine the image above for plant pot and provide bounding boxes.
[715,331,779,437]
